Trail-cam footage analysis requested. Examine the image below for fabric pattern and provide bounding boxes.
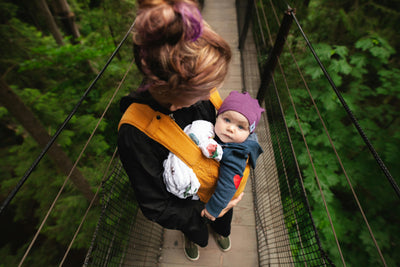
[163,120,223,199]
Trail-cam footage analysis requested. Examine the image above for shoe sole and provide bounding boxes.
[218,242,231,252]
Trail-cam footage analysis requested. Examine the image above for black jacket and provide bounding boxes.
[118,90,216,232]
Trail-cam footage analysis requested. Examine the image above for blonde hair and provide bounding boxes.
[133,0,232,104]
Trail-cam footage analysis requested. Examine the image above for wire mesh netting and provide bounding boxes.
[237,0,333,265]
[251,85,333,266]
[83,159,163,267]
[84,1,333,266]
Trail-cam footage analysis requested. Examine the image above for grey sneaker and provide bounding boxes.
[214,233,231,252]
[183,234,199,261]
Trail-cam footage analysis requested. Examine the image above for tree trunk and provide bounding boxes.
[33,0,64,46]
[51,0,81,44]
[50,0,98,73]
[0,79,94,202]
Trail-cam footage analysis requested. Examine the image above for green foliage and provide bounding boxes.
[256,0,400,265]
[289,37,400,265]
[1,0,398,265]
[355,35,395,63]
[0,0,140,266]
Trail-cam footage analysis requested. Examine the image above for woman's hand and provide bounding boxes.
[201,192,244,221]
[219,192,244,217]
[201,208,216,221]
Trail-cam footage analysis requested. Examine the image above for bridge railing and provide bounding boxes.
[83,1,399,266]
[238,0,399,266]
[83,1,333,266]
[237,0,333,265]
[83,158,163,266]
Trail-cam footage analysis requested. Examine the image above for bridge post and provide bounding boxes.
[238,0,254,50]
[257,8,294,104]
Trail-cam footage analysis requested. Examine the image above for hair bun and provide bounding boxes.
[173,1,203,41]
[134,0,203,46]
[135,4,182,46]
[137,0,165,8]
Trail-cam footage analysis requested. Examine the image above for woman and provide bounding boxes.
[118,0,242,261]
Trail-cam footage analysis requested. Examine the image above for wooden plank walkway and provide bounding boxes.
[158,1,259,266]
[86,1,296,266]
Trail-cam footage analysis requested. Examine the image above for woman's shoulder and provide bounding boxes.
[119,89,152,112]
[120,89,174,115]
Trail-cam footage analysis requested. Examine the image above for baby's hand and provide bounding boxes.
[199,139,223,161]
[206,143,218,157]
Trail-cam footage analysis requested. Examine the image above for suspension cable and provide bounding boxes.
[0,20,136,216]
[257,1,309,264]
[58,59,134,266]
[59,147,119,266]
[17,28,135,266]
[254,1,266,48]
[268,2,388,265]
[259,1,345,264]
[289,10,399,200]
[277,50,347,267]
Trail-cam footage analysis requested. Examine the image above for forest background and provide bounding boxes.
[0,0,399,266]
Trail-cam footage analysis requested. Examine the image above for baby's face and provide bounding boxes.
[215,110,250,143]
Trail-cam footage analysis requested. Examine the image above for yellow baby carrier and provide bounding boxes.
[118,90,250,203]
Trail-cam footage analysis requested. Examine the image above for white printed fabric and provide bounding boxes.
[163,120,223,199]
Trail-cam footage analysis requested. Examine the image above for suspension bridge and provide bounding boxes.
[1,0,399,266]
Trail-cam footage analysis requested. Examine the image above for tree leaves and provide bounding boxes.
[274,1,400,264]
[355,35,395,63]
[0,0,137,265]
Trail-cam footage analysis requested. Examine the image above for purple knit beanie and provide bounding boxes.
[218,91,265,133]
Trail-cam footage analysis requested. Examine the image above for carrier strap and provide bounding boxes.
[118,90,249,202]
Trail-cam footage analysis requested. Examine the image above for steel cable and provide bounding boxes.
[0,20,136,216]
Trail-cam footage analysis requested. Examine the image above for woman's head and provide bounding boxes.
[133,0,232,110]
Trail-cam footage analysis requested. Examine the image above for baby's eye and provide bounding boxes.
[224,118,230,123]
[238,125,244,130]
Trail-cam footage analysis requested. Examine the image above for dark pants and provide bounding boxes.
[184,209,233,247]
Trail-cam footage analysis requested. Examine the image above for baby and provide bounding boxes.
[163,91,264,219]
